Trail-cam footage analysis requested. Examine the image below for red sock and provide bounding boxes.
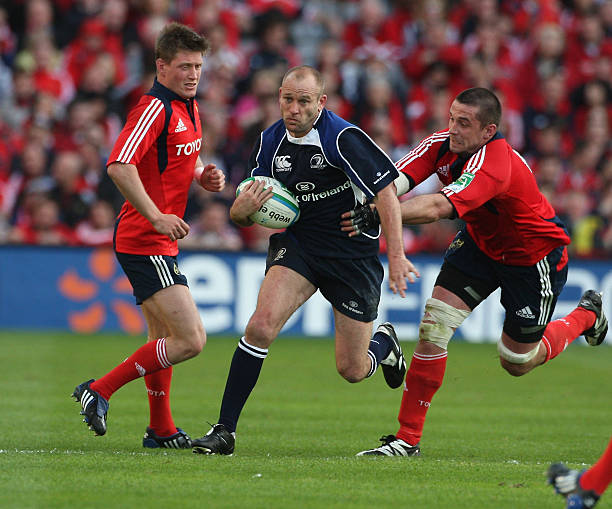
[91,338,172,400]
[541,307,595,362]
[396,352,447,445]
[145,366,177,437]
[580,436,612,495]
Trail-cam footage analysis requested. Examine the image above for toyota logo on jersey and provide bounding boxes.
[176,138,202,156]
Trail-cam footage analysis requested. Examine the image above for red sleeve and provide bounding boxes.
[440,142,510,217]
[107,95,165,166]
[395,131,449,188]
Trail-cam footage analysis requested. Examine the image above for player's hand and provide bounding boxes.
[387,255,420,298]
[340,203,380,237]
[233,179,274,218]
[199,163,226,192]
[152,214,190,242]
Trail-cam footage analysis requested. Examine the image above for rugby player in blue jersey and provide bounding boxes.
[192,65,419,455]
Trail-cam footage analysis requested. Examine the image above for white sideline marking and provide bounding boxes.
[0,449,162,456]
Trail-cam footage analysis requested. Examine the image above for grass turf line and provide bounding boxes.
[0,332,610,509]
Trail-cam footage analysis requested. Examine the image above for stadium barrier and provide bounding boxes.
[1,245,610,344]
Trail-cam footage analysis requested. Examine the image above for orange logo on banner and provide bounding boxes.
[57,249,145,334]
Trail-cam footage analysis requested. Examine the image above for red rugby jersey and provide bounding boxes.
[108,79,202,255]
[396,130,570,266]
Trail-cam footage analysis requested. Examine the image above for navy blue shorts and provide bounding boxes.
[436,229,568,343]
[265,232,383,322]
[115,252,188,305]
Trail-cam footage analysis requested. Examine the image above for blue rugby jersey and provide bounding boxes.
[248,108,398,258]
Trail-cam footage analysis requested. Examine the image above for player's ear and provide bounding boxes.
[318,94,327,111]
[156,58,166,76]
[483,123,497,141]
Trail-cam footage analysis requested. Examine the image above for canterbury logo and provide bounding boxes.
[274,155,292,172]
[175,118,187,132]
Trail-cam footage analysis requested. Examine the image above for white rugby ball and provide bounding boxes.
[236,176,300,229]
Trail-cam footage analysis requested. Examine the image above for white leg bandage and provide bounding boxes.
[419,298,471,350]
[497,340,540,364]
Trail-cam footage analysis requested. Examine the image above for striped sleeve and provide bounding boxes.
[395,131,449,187]
[108,96,165,166]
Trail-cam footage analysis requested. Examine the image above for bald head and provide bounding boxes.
[279,65,327,137]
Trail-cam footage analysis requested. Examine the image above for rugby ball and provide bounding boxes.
[236,176,300,229]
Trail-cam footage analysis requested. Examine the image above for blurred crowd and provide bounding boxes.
[0,0,610,257]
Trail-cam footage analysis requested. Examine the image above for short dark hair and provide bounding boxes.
[282,65,325,97]
[455,87,502,127]
[155,22,210,63]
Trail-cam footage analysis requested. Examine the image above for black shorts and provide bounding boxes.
[265,233,383,322]
[435,229,568,343]
[116,252,189,305]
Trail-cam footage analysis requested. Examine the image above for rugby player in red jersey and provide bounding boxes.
[341,88,608,457]
[71,23,225,448]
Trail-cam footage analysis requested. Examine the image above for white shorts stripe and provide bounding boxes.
[536,258,553,325]
[117,99,164,163]
[150,256,172,288]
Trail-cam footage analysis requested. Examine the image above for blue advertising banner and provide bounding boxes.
[1,245,611,345]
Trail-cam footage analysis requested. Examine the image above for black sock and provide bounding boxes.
[218,337,268,433]
[366,329,393,377]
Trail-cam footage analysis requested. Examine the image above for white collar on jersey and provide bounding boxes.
[285,110,324,146]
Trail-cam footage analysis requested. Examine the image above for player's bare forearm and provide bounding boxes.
[400,193,454,224]
[107,162,189,241]
[107,163,163,223]
[374,183,420,294]
[374,184,404,259]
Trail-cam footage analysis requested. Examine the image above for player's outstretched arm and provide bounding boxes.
[107,162,189,241]
[399,193,454,225]
[229,179,274,227]
[374,183,420,297]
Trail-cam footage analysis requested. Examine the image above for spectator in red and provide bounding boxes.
[523,72,573,156]
[64,17,127,91]
[569,79,612,140]
[518,22,567,106]
[186,0,242,50]
[7,197,76,245]
[354,73,408,147]
[565,9,612,90]
[5,140,52,226]
[342,0,402,63]
[557,141,602,201]
[406,61,465,138]
[48,150,94,228]
[179,200,243,252]
[245,9,301,78]
[401,2,463,83]
[75,199,115,247]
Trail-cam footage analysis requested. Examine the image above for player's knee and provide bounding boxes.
[177,325,206,359]
[499,357,531,377]
[336,359,363,383]
[245,315,277,348]
[497,340,540,377]
[419,298,470,350]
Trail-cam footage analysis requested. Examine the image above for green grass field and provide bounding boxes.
[0,331,610,509]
